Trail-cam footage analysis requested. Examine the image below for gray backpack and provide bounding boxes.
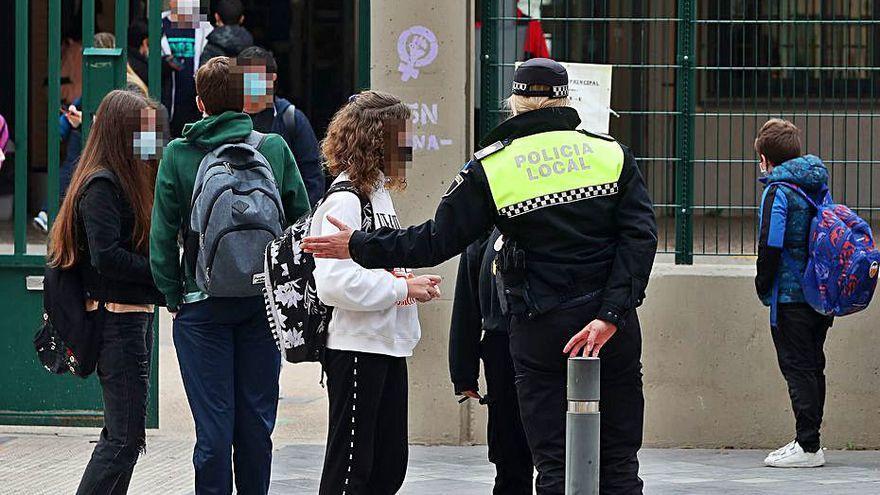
[189,131,284,297]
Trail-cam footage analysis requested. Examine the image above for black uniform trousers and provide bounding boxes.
[319,349,409,495]
[481,332,535,494]
[771,303,832,453]
[508,300,644,495]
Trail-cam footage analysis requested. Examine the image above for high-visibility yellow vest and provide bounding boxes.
[478,130,625,218]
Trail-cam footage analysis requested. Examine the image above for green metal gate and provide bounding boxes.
[1,0,162,427]
[481,0,880,264]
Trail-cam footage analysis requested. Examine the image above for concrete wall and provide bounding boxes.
[640,263,880,449]
[369,1,475,444]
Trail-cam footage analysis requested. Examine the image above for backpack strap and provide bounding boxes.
[243,130,269,150]
[83,169,119,188]
[772,182,820,209]
[282,103,298,138]
[323,180,375,232]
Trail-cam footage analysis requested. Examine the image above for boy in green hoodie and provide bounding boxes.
[150,56,309,494]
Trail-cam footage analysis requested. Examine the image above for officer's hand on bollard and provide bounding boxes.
[563,319,618,357]
[406,275,442,303]
[302,216,354,259]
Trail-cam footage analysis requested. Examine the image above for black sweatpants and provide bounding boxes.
[772,303,832,453]
[481,332,534,494]
[320,349,409,495]
[509,300,644,495]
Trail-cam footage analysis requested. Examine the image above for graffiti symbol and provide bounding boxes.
[398,26,438,82]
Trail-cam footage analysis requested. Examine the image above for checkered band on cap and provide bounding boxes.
[551,85,569,97]
[498,182,619,218]
[511,81,569,98]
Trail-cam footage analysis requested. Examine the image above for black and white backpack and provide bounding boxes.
[262,181,373,363]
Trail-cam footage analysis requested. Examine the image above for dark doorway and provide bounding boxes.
[237,0,358,138]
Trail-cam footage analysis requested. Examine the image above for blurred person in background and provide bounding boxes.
[238,46,325,206]
[200,0,254,65]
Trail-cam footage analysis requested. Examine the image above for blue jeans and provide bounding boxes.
[173,296,281,495]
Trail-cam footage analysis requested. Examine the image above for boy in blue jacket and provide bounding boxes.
[237,46,326,207]
[755,118,833,468]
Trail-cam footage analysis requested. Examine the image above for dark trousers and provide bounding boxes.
[772,303,832,453]
[320,349,408,495]
[77,311,154,495]
[173,296,281,495]
[481,332,534,495]
[509,301,644,495]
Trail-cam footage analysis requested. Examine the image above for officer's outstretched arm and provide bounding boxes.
[348,163,496,270]
[598,148,659,325]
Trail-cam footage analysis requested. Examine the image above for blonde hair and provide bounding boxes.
[321,91,412,196]
[507,84,570,116]
[127,65,149,96]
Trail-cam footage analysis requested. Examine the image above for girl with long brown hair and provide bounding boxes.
[311,90,442,494]
[49,89,165,495]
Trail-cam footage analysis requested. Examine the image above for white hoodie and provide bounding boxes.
[310,174,421,357]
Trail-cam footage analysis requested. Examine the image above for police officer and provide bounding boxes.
[303,58,658,494]
[449,228,534,494]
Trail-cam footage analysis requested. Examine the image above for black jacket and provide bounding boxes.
[77,171,163,305]
[449,229,506,394]
[249,97,326,207]
[199,25,254,65]
[350,107,658,325]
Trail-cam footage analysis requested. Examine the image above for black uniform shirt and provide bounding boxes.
[349,107,658,325]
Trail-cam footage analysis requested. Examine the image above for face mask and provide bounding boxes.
[243,72,269,97]
[134,131,161,160]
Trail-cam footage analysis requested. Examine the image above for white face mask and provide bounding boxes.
[134,131,162,160]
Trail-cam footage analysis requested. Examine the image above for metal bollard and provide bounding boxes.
[566,356,600,495]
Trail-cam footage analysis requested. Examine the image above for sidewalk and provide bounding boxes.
[1,430,879,494]
[3,289,880,494]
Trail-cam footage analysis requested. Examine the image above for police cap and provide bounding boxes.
[512,58,569,98]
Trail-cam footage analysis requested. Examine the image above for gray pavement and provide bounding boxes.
[1,431,880,494]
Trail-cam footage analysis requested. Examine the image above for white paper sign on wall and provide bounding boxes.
[561,62,613,134]
[515,62,613,134]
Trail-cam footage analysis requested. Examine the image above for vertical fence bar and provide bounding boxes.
[148,0,162,101]
[13,0,29,255]
[83,0,95,48]
[47,0,61,225]
[82,0,95,136]
[356,0,371,90]
[115,0,130,86]
[480,0,498,140]
[674,0,695,264]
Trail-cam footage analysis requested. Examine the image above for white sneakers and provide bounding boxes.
[32,210,48,234]
[764,440,825,468]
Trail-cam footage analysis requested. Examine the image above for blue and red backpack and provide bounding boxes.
[777,182,880,316]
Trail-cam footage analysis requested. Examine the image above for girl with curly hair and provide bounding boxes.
[311,90,442,494]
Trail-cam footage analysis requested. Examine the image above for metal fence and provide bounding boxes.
[481,0,880,264]
[0,0,162,428]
